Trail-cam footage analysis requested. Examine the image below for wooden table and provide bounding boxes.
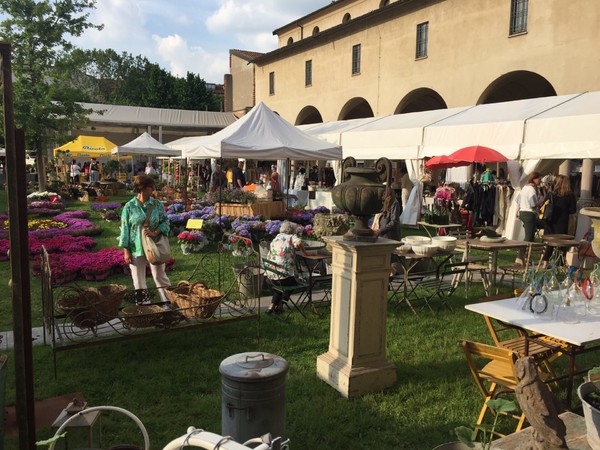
[463,238,542,295]
[417,221,463,238]
[466,296,600,410]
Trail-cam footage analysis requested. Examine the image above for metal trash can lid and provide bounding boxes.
[219,352,289,382]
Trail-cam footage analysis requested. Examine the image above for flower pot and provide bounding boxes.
[181,243,193,255]
[192,243,205,252]
[233,263,264,297]
[84,274,95,281]
[232,247,253,257]
[578,381,600,448]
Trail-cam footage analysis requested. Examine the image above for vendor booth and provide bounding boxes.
[53,136,117,158]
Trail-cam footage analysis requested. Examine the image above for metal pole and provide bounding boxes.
[0,41,36,449]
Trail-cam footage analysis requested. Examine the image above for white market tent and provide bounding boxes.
[297,117,381,147]
[420,94,581,160]
[112,132,182,157]
[167,102,342,160]
[340,106,472,160]
[520,91,600,160]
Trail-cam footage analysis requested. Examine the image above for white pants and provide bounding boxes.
[129,255,171,302]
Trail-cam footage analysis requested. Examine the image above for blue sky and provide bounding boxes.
[69,0,326,84]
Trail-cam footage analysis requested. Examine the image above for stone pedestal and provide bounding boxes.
[317,236,398,398]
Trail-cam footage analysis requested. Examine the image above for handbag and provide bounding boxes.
[539,194,553,221]
[141,202,171,265]
[371,213,383,231]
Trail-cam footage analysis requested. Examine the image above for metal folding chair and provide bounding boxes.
[262,257,311,318]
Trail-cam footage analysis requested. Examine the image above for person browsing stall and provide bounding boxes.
[518,171,543,242]
[541,174,577,264]
[233,161,246,189]
[264,221,308,314]
[89,158,100,183]
[374,187,402,241]
[119,175,171,302]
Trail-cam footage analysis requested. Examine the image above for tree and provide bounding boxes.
[74,48,222,110]
[0,0,102,191]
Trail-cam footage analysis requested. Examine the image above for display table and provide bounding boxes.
[214,201,285,218]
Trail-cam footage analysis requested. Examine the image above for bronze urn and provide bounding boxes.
[331,158,391,242]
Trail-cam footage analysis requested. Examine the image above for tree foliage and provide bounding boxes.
[0,0,102,190]
[74,48,222,111]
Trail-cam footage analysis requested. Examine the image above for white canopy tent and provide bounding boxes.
[520,91,600,160]
[420,94,581,160]
[167,102,342,161]
[111,132,182,157]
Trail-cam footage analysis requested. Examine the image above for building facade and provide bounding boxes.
[249,0,600,125]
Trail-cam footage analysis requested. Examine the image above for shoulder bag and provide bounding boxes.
[540,193,553,221]
[141,201,171,265]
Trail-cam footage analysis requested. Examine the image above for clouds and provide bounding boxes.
[72,0,327,83]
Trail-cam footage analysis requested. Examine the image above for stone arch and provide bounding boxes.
[395,88,447,114]
[338,97,374,120]
[343,13,351,23]
[312,26,320,36]
[295,106,323,125]
[478,71,556,104]
[287,37,294,46]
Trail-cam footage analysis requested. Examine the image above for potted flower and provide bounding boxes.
[177,230,207,255]
[228,231,254,257]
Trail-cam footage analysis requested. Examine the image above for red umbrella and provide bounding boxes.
[448,145,508,164]
[424,155,470,169]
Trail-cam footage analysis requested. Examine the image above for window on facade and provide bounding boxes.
[351,44,361,75]
[343,13,351,23]
[312,26,320,36]
[416,22,429,59]
[269,72,275,95]
[305,60,312,86]
[287,37,294,45]
[509,0,528,35]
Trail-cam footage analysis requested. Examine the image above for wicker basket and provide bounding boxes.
[165,281,223,319]
[57,284,127,328]
[121,304,168,328]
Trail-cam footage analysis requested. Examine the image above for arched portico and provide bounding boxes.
[295,106,323,125]
[478,71,556,105]
[338,98,374,120]
[395,88,447,114]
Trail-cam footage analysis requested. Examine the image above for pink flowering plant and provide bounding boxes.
[177,230,206,245]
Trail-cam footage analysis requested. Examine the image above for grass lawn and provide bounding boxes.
[0,190,585,449]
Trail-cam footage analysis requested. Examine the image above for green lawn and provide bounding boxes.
[0,191,582,449]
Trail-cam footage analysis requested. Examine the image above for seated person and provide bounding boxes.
[264,221,307,314]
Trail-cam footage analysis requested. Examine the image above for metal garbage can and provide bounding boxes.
[220,352,288,443]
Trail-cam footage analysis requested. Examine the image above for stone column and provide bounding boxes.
[559,160,570,176]
[317,236,398,398]
[576,158,596,239]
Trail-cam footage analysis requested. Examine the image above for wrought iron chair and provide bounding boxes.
[262,257,311,318]
[412,262,468,312]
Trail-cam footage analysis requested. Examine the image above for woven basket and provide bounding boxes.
[121,304,167,328]
[165,281,223,319]
[57,284,127,328]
